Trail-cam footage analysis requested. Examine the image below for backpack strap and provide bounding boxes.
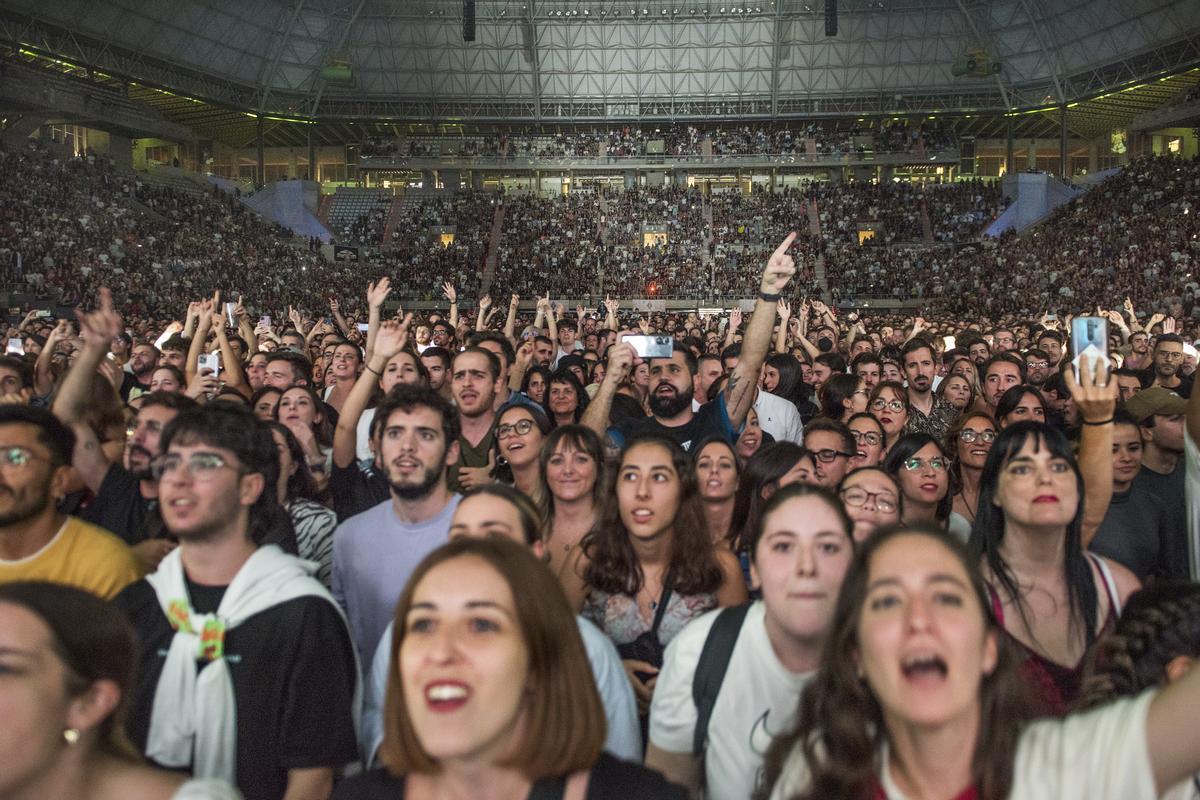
[691,602,752,756]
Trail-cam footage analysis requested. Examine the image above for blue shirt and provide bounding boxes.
[331,495,460,665]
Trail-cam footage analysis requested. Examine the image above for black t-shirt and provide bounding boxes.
[1089,486,1176,581]
[120,371,151,402]
[1136,369,1194,398]
[82,463,157,545]
[113,575,359,800]
[330,753,687,800]
[330,459,389,522]
[608,394,737,454]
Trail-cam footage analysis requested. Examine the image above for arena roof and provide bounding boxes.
[1,0,1198,144]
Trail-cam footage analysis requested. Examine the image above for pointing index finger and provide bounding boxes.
[772,231,798,260]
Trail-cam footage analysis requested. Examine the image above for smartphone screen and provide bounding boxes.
[626,335,674,359]
[1070,316,1109,384]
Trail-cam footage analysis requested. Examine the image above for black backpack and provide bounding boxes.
[691,602,753,756]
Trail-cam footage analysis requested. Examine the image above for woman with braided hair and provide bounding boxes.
[1078,582,1200,800]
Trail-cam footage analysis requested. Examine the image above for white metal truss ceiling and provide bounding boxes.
[0,0,1197,121]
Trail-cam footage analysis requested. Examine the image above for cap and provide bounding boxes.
[1122,386,1188,423]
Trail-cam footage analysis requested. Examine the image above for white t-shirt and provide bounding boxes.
[650,601,811,800]
[755,391,805,445]
[769,690,1156,800]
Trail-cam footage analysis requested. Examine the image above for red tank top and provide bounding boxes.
[987,554,1119,716]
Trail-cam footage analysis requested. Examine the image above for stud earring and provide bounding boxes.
[63,728,81,745]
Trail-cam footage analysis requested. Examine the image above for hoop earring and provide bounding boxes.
[63,728,81,745]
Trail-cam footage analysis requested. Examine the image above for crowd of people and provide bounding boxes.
[6,127,1200,799]
[356,119,958,163]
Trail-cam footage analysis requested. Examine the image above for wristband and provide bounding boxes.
[365,364,383,377]
[1081,417,1114,426]
[760,291,782,302]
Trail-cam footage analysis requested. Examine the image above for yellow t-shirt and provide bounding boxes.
[0,517,144,599]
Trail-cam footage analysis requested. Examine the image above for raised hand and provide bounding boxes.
[367,277,392,309]
[575,304,585,320]
[373,317,411,360]
[510,293,520,308]
[75,287,123,351]
[1163,317,1178,335]
[1064,353,1117,423]
[605,341,636,384]
[777,299,792,320]
[760,232,798,295]
[232,295,248,321]
[329,297,340,314]
[479,294,492,313]
[442,282,457,304]
[729,308,743,330]
[604,295,619,316]
[637,317,651,335]
[288,305,304,329]
[1123,297,1136,317]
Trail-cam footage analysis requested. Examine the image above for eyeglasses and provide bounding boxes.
[851,431,883,446]
[150,452,242,482]
[496,419,536,439]
[840,487,898,513]
[0,446,44,470]
[958,429,996,444]
[1158,352,1184,361]
[812,448,855,463]
[902,457,948,472]
[1026,361,1049,369]
[871,399,906,412]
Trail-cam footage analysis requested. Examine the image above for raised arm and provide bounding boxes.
[509,340,534,393]
[442,282,459,328]
[213,322,249,399]
[476,294,492,332]
[52,288,122,492]
[184,295,215,386]
[233,296,258,355]
[724,232,798,429]
[332,318,409,469]
[774,299,792,355]
[330,297,351,337]
[542,294,559,344]
[604,296,619,332]
[33,320,71,397]
[580,341,634,440]
[1065,355,1117,547]
[364,277,392,362]
[723,308,743,350]
[504,293,520,344]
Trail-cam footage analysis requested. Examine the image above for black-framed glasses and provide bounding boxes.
[871,399,906,412]
[812,448,855,463]
[1026,360,1049,369]
[851,431,883,446]
[840,487,898,513]
[150,452,242,482]
[496,419,536,439]
[959,429,996,444]
[902,457,947,472]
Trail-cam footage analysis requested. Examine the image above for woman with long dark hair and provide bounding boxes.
[883,433,952,528]
[540,425,605,580]
[995,384,1049,429]
[945,411,997,539]
[267,421,336,587]
[729,442,819,555]
[969,421,1139,714]
[868,381,909,459]
[521,365,552,406]
[818,373,869,423]
[562,436,747,721]
[491,401,552,504]
[760,524,1200,800]
[693,436,740,547]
